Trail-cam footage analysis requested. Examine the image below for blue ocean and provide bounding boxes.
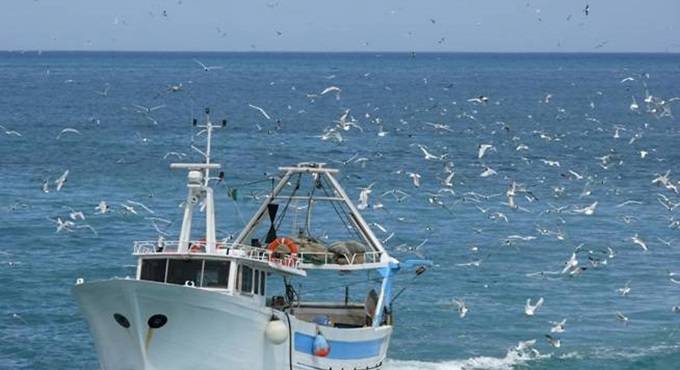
[1,52,679,369]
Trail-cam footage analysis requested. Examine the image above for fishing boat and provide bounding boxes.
[73,109,426,370]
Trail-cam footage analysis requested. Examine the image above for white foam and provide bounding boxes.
[384,341,550,370]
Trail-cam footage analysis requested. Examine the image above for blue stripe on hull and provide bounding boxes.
[294,332,383,360]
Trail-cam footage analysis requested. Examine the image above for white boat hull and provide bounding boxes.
[74,279,391,370]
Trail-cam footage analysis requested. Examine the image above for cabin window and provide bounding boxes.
[260,271,266,295]
[202,260,231,288]
[240,265,254,293]
[140,259,167,282]
[166,259,203,286]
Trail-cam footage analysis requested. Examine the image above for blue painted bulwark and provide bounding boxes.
[294,333,383,360]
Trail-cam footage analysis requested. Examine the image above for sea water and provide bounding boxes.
[0,52,679,369]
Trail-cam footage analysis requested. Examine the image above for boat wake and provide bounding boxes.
[384,341,549,370]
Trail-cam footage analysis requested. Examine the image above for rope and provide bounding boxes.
[274,173,302,233]
[319,176,364,242]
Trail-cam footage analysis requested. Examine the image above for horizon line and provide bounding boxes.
[1,49,679,55]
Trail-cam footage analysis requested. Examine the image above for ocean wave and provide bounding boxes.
[385,341,550,370]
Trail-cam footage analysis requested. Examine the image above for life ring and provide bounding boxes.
[267,237,299,255]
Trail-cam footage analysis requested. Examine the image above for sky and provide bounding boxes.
[1,0,679,52]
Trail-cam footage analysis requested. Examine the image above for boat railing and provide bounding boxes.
[296,250,383,267]
[133,241,382,269]
[133,240,301,269]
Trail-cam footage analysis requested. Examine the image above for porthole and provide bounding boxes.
[113,313,130,328]
[148,314,168,329]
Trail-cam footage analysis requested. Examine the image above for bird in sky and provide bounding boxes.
[357,183,374,210]
[452,298,468,318]
[525,297,544,316]
[95,201,110,214]
[545,334,561,348]
[478,144,494,159]
[54,170,69,191]
[573,201,598,216]
[630,234,648,252]
[248,104,272,120]
[193,58,223,71]
[56,128,81,140]
[550,319,567,333]
[0,124,22,137]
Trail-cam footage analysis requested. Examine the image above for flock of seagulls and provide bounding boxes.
[2,48,679,363]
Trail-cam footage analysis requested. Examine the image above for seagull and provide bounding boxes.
[168,83,183,92]
[490,212,509,223]
[573,201,598,216]
[407,172,421,188]
[163,151,187,160]
[467,96,489,104]
[561,252,579,274]
[424,122,454,132]
[370,222,387,233]
[630,234,648,252]
[540,159,561,167]
[56,128,81,140]
[584,4,590,16]
[357,184,374,210]
[545,334,561,348]
[76,224,98,236]
[442,171,455,188]
[652,170,678,193]
[41,178,50,193]
[95,84,111,96]
[54,170,69,191]
[68,209,86,221]
[132,104,165,114]
[617,281,631,296]
[616,200,643,208]
[455,259,483,267]
[615,311,629,324]
[418,144,446,161]
[248,104,272,120]
[507,235,537,241]
[550,319,567,333]
[620,77,635,84]
[52,217,75,233]
[0,124,22,137]
[335,110,362,132]
[316,127,343,143]
[657,194,680,211]
[320,86,341,95]
[320,86,341,100]
[525,297,544,316]
[452,298,468,318]
[120,203,138,215]
[607,247,616,259]
[12,313,28,325]
[670,271,680,285]
[478,144,494,159]
[514,339,540,357]
[480,167,497,177]
[193,58,223,71]
[95,201,110,214]
[126,200,154,214]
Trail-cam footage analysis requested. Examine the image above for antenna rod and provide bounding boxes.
[204,108,212,186]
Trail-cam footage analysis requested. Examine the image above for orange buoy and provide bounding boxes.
[267,237,299,255]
